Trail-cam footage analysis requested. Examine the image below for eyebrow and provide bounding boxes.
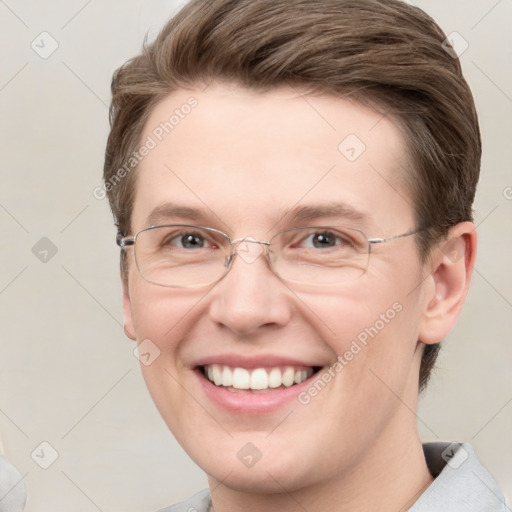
[279,203,368,225]
[145,203,209,226]
[144,201,368,229]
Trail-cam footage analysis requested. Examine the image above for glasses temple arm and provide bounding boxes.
[116,233,135,248]
[368,228,423,246]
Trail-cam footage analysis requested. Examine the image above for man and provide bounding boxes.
[103,0,506,510]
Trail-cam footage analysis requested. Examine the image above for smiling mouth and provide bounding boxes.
[199,364,321,393]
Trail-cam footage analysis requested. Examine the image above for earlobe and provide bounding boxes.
[418,222,477,345]
[122,282,137,341]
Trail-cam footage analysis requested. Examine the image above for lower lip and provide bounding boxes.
[194,368,320,415]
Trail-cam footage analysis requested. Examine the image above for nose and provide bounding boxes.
[208,239,292,336]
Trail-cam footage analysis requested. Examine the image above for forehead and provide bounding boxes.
[131,83,413,234]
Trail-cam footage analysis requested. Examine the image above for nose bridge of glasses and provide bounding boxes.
[227,236,270,266]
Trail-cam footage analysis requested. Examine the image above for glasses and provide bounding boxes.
[116,224,421,288]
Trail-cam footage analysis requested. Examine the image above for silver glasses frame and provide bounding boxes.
[116,224,422,288]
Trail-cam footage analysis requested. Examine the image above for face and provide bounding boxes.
[123,83,433,493]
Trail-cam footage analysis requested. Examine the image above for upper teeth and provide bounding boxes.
[205,364,314,390]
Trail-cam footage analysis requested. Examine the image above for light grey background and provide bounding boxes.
[0,1,510,510]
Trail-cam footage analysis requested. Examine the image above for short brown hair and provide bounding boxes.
[103,0,481,390]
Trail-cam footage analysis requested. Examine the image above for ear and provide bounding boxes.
[122,280,137,341]
[418,222,477,345]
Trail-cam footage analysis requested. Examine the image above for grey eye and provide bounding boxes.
[311,232,336,248]
[299,231,351,249]
[178,232,206,249]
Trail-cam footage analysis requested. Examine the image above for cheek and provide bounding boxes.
[295,294,420,474]
[310,271,422,399]
[128,275,206,348]
[127,282,210,414]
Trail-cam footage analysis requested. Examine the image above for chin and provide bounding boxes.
[196,446,319,495]
[209,465,308,494]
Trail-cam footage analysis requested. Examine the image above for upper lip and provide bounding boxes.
[192,354,326,369]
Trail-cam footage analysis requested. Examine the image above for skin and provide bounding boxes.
[122,82,476,511]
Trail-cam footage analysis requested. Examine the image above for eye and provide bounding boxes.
[163,230,215,250]
[299,230,352,249]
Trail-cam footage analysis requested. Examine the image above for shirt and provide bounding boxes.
[157,442,507,512]
[0,454,27,512]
